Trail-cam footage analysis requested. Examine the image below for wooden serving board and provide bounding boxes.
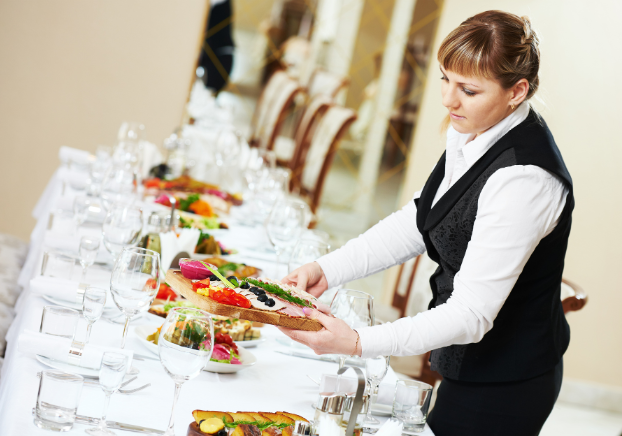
[165,270,323,331]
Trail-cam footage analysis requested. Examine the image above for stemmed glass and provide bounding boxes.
[288,238,330,274]
[102,204,143,261]
[265,198,305,277]
[79,236,100,282]
[214,128,243,187]
[100,165,137,211]
[363,355,391,425]
[82,287,107,346]
[158,307,214,436]
[73,196,92,235]
[330,289,375,369]
[110,248,160,348]
[86,352,128,436]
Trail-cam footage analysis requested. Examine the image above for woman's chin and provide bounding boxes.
[450,120,474,135]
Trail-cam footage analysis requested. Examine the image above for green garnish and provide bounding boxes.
[199,261,235,289]
[179,194,200,211]
[217,262,241,276]
[245,278,312,308]
[222,417,291,430]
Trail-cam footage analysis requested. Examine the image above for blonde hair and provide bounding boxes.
[438,10,540,132]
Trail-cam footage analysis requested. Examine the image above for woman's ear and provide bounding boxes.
[509,78,529,107]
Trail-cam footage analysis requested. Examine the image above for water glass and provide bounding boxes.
[87,352,129,436]
[79,236,101,282]
[110,247,159,348]
[82,287,107,346]
[265,198,305,276]
[40,306,80,340]
[100,166,137,211]
[159,307,214,436]
[363,356,391,425]
[73,196,93,232]
[34,370,84,431]
[102,204,143,260]
[330,290,375,369]
[392,380,433,433]
[41,252,76,280]
[288,238,330,274]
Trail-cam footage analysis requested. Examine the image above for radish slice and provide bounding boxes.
[178,258,217,280]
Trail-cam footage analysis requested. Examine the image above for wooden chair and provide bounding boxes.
[387,254,589,388]
[249,71,303,151]
[295,105,357,214]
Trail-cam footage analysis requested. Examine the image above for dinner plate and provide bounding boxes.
[133,325,257,373]
[235,338,266,348]
[35,355,100,378]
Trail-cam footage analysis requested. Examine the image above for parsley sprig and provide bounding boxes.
[221,417,290,430]
[245,278,312,308]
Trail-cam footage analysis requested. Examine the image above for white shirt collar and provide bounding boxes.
[448,102,530,167]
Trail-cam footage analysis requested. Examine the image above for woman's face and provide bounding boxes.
[440,66,524,136]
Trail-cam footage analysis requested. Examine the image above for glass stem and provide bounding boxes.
[338,355,347,370]
[275,249,281,278]
[120,316,131,349]
[81,266,87,283]
[166,382,184,435]
[84,322,93,346]
[367,381,378,420]
[99,392,111,431]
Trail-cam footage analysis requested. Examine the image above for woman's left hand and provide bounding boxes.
[278,308,362,356]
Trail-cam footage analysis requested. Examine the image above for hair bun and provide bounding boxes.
[520,16,538,47]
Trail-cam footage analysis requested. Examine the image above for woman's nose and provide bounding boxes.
[442,85,459,109]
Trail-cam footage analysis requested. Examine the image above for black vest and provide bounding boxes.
[415,110,573,383]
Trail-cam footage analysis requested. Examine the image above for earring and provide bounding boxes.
[511,104,515,110]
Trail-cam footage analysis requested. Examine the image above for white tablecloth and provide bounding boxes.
[0,163,434,435]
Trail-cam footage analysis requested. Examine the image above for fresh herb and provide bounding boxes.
[217,262,240,276]
[221,417,291,430]
[179,215,191,229]
[245,278,312,308]
[179,194,200,211]
[197,230,212,245]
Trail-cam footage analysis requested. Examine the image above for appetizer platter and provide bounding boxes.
[188,410,309,436]
[165,260,327,331]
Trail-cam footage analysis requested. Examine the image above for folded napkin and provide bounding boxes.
[159,229,201,271]
[30,276,116,309]
[43,233,111,263]
[59,146,92,165]
[18,330,133,372]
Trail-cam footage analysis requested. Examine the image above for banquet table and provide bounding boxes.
[0,159,434,435]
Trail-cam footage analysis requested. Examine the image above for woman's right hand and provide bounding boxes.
[281,261,328,298]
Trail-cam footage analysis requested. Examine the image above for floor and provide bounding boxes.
[541,402,622,436]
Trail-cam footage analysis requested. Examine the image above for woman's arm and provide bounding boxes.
[316,193,427,288]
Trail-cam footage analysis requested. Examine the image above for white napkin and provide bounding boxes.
[159,229,201,271]
[375,419,403,436]
[18,330,133,372]
[30,276,116,309]
[43,233,111,263]
[59,146,92,165]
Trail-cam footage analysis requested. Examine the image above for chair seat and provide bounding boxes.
[274,136,296,162]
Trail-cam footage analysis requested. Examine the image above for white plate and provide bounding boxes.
[35,355,100,377]
[133,325,257,374]
[234,338,266,348]
[41,294,118,313]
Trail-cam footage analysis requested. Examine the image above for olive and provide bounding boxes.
[227,275,238,283]
[250,287,261,293]
[240,282,250,289]
[209,274,220,281]
[265,298,275,307]
[217,430,227,436]
[257,294,268,303]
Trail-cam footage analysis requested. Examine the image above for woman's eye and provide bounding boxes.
[462,87,476,96]
[440,75,448,81]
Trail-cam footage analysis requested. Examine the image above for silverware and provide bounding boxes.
[306,374,320,385]
[276,350,365,367]
[118,383,151,395]
[31,408,164,434]
[84,375,137,389]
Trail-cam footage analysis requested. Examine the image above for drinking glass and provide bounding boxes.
[288,238,330,274]
[392,380,433,433]
[330,290,375,369]
[82,287,107,346]
[214,128,243,181]
[100,165,137,211]
[363,356,391,425]
[86,352,129,436]
[158,307,214,436]
[110,248,159,348]
[40,306,80,340]
[265,198,305,276]
[102,204,143,261]
[34,370,84,431]
[73,196,92,233]
[79,236,101,282]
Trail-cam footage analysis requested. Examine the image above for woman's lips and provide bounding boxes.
[450,112,465,120]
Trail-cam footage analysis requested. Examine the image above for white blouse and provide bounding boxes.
[316,103,570,359]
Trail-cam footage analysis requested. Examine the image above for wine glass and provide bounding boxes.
[363,355,391,425]
[82,287,107,346]
[158,307,214,436]
[86,352,128,436]
[330,289,375,369]
[110,248,159,348]
[102,204,143,261]
[214,128,244,190]
[100,165,137,211]
[79,236,100,282]
[73,196,92,234]
[265,198,305,277]
[288,238,330,274]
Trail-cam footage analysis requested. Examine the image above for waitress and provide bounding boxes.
[279,10,572,436]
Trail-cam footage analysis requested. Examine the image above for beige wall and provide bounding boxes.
[398,0,622,387]
[0,0,209,240]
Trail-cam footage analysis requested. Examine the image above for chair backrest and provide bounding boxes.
[250,71,302,150]
[307,68,350,98]
[299,105,357,213]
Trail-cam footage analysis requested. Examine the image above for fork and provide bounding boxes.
[84,376,150,394]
